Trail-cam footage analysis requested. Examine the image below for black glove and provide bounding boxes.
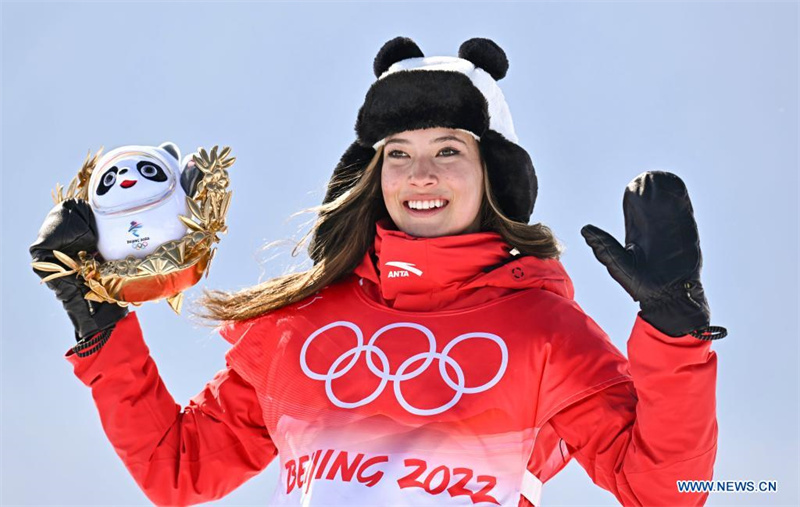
[581,171,725,339]
[30,199,128,342]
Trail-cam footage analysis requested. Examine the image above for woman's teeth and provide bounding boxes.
[407,199,447,210]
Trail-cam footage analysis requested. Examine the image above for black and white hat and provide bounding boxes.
[322,36,537,223]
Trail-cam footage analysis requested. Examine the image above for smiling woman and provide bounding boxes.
[381,128,484,238]
[196,120,561,322]
[30,35,724,507]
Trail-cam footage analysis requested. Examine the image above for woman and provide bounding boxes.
[30,37,724,507]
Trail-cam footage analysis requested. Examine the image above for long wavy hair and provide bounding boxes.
[197,146,562,323]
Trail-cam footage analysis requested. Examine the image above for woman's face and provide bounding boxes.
[381,128,484,238]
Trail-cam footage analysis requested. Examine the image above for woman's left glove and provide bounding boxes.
[581,171,726,339]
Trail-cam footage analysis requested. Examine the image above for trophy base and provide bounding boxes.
[106,256,209,304]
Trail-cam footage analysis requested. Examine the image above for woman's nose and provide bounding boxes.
[408,159,437,187]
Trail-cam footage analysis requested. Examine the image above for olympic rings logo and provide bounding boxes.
[131,241,149,250]
[299,321,508,416]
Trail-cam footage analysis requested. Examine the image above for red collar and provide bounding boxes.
[353,222,571,311]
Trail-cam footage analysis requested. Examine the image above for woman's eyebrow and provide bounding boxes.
[384,138,409,146]
[431,135,467,145]
[384,135,467,146]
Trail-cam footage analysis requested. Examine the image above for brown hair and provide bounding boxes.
[196,147,561,324]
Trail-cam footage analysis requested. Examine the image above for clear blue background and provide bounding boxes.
[2,1,797,506]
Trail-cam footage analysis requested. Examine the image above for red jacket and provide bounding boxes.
[67,224,717,506]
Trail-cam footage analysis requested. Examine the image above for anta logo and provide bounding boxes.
[385,261,423,278]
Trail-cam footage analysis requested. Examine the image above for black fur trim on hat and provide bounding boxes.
[356,71,489,146]
[458,38,508,81]
[373,37,425,78]
[480,130,537,222]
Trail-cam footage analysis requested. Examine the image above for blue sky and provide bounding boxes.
[2,1,797,506]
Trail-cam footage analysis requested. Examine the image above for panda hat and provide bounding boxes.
[322,36,537,224]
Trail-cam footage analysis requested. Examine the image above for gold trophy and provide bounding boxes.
[33,144,234,314]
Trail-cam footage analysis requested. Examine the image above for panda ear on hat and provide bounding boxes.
[373,37,425,77]
[458,38,509,81]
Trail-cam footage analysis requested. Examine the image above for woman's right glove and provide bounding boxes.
[30,199,128,343]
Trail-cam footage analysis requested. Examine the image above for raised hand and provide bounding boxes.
[30,199,128,342]
[581,171,724,339]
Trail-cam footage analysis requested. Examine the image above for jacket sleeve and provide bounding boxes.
[66,312,278,507]
[547,315,718,507]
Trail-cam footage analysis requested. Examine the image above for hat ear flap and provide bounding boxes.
[322,141,376,205]
[458,38,509,81]
[480,130,537,222]
[373,37,424,77]
[312,141,376,263]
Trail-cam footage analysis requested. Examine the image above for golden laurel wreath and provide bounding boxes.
[32,146,234,314]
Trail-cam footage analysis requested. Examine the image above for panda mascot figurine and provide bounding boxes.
[88,142,198,261]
